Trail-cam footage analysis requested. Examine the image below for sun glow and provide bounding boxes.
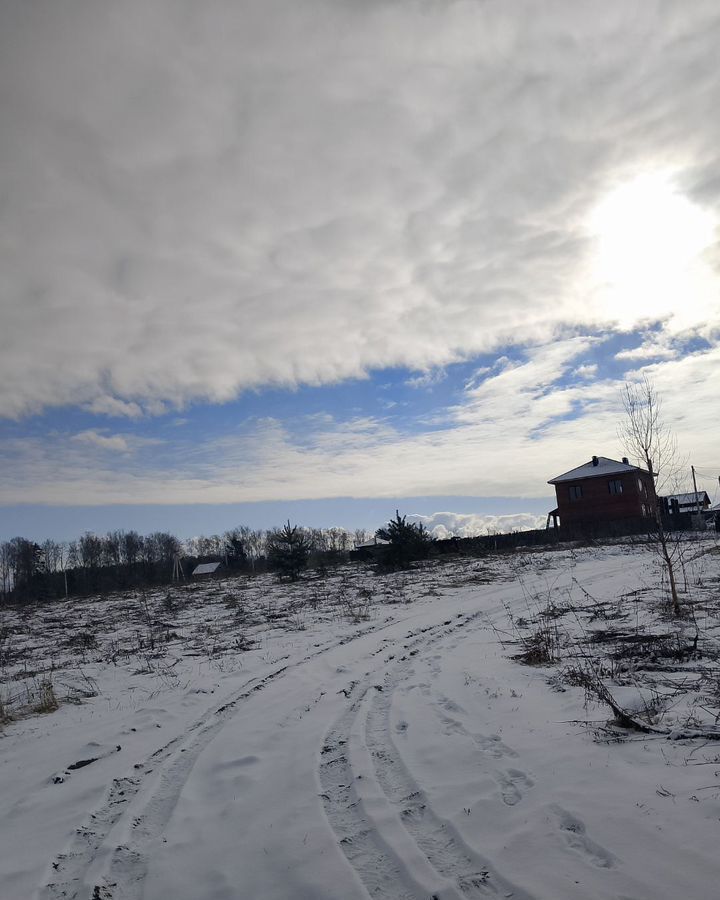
[588,172,717,328]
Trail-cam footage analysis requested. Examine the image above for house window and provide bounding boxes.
[608,479,623,495]
[637,478,645,494]
[568,484,583,501]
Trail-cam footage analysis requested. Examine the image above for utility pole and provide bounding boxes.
[691,465,701,514]
[172,552,184,581]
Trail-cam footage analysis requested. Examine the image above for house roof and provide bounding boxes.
[355,538,390,549]
[663,491,710,506]
[548,456,647,485]
[192,561,221,576]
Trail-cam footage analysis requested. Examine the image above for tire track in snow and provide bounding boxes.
[319,692,423,900]
[319,616,469,900]
[38,664,291,900]
[321,611,535,900]
[37,621,393,900]
[365,672,531,899]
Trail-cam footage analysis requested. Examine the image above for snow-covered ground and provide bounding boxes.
[2,539,720,900]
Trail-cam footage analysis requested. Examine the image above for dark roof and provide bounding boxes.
[549,456,647,485]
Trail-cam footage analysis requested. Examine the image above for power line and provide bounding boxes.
[691,468,720,481]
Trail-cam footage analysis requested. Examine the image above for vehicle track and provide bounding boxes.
[40,584,531,899]
[365,667,533,899]
[320,610,535,900]
[37,619,397,900]
[318,692,422,900]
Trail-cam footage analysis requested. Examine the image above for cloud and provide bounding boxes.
[410,511,547,538]
[72,430,131,452]
[71,429,163,453]
[84,396,144,419]
[574,364,598,379]
[405,369,447,389]
[1,1,720,418]
[615,341,678,362]
[2,337,716,507]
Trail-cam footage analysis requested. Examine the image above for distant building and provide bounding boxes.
[711,502,720,533]
[352,536,390,560]
[660,491,711,514]
[548,455,656,529]
[353,537,389,550]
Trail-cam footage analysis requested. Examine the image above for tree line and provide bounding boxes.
[0,525,374,603]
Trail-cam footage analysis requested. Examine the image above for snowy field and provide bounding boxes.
[2,539,720,900]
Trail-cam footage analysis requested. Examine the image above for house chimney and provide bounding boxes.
[592,455,599,467]
[622,457,629,465]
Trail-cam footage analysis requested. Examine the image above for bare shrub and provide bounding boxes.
[65,630,98,652]
[0,691,11,726]
[161,591,180,614]
[136,593,163,651]
[341,587,374,623]
[499,588,564,666]
[562,657,668,734]
[0,623,13,667]
[29,677,59,715]
[512,618,561,666]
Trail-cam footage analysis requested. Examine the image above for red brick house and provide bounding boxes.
[548,455,656,528]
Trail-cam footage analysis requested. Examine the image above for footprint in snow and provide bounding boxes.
[550,804,616,868]
[472,732,518,759]
[438,714,467,736]
[215,754,260,771]
[437,695,466,715]
[497,768,534,805]
[427,654,442,676]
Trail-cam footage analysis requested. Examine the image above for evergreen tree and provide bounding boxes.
[376,511,433,569]
[266,521,310,580]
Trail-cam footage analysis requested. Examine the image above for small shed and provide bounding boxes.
[710,502,720,532]
[191,561,222,578]
[661,491,711,513]
[352,537,389,560]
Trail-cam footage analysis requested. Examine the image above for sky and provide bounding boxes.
[1,0,719,543]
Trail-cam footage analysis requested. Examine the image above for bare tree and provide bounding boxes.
[619,375,681,615]
[353,528,373,547]
[239,527,265,571]
[325,527,351,553]
[195,534,223,558]
[57,541,70,598]
[120,530,143,568]
[79,532,103,570]
[103,531,123,569]
[0,541,11,600]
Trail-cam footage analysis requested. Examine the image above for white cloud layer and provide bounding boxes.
[410,511,547,539]
[72,430,131,453]
[1,340,717,507]
[2,1,720,418]
[70,430,162,453]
